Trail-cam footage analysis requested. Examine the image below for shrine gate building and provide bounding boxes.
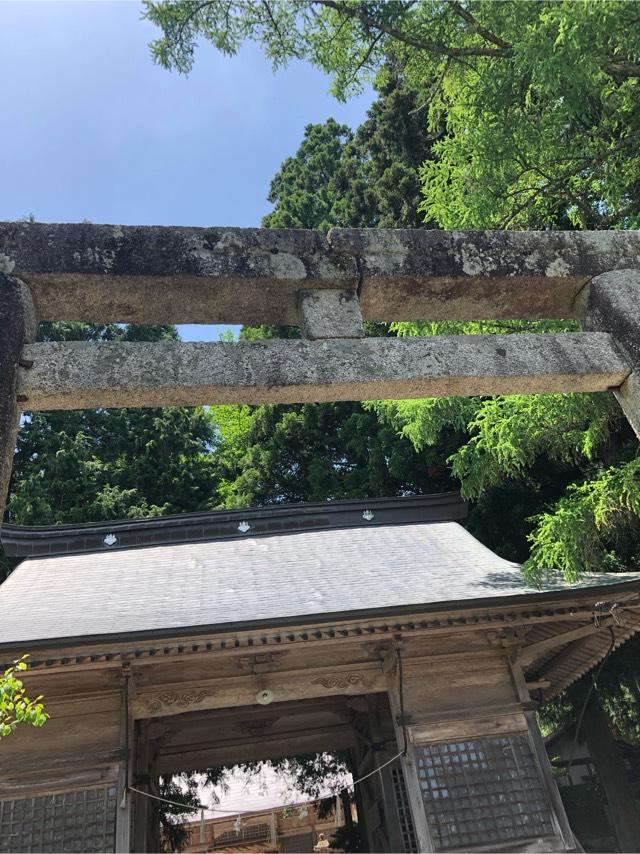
[1,493,640,852]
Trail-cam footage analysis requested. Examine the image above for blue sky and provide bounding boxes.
[0,1,373,340]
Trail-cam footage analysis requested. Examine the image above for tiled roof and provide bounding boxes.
[0,492,467,558]
[1,520,639,646]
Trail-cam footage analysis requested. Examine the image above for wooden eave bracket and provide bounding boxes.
[4,602,635,673]
[516,615,621,669]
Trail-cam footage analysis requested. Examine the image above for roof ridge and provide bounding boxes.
[1,492,467,559]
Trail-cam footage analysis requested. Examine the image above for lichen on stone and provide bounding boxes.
[0,253,16,274]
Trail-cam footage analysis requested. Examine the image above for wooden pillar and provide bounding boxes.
[348,747,369,850]
[132,720,152,854]
[146,751,162,854]
[582,693,640,852]
[524,710,577,850]
[361,694,405,854]
[349,719,383,851]
[0,273,37,522]
[130,717,165,853]
[384,650,433,853]
[115,667,133,853]
[510,656,577,850]
[115,766,132,853]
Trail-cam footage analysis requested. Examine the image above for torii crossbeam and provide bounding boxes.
[1,222,640,519]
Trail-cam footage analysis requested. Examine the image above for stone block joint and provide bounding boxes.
[298,289,364,339]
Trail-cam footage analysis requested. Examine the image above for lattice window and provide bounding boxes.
[415,735,555,850]
[0,785,117,853]
[281,831,315,852]
[391,767,418,853]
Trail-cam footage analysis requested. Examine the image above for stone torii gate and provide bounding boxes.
[1,222,640,519]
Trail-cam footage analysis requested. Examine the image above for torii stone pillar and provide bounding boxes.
[587,269,640,438]
[0,273,37,518]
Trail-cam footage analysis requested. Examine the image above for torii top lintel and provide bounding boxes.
[1,221,640,324]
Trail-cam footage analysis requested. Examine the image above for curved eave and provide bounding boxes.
[526,607,640,702]
[3,580,640,694]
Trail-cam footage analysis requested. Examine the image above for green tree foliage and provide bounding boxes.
[368,318,640,568]
[7,323,219,527]
[158,776,201,853]
[526,459,640,585]
[145,1,640,228]
[0,656,48,739]
[372,344,640,581]
[145,0,640,581]
[262,118,355,231]
[212,399,448,507]
[233,753,350,801]
[157,770,229,853]
[263,69,433,230]
[211,754,360,849]
[209,71,443,507]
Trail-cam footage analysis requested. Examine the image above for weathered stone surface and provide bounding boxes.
[0,274,37,519]
[0,222,357,324]
[19,333,629,411]
[3,222,640,324]
[329,228,640,321]
[587,269,640,437]
[617,373,640,439]
[298,289,364,339]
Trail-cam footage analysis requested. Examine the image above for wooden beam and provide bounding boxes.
[0,764,120,801]
[158,725,357,774]
[517,617,617,667]
[131,664,386,719]
[18,333,629,411]
[1,602,625,676]
[524,710,577,849]
[409,711,528,744]
[3,222,640,323]
[115,668,132,854]
[0,748,125,779]
[535,634,601,682]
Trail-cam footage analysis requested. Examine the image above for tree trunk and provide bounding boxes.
[582,693,640,852]
[340,789,354,830]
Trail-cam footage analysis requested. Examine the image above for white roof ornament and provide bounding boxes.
[256,688,273,705]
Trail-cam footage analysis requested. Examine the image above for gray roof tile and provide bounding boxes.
[0,522,638,645]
